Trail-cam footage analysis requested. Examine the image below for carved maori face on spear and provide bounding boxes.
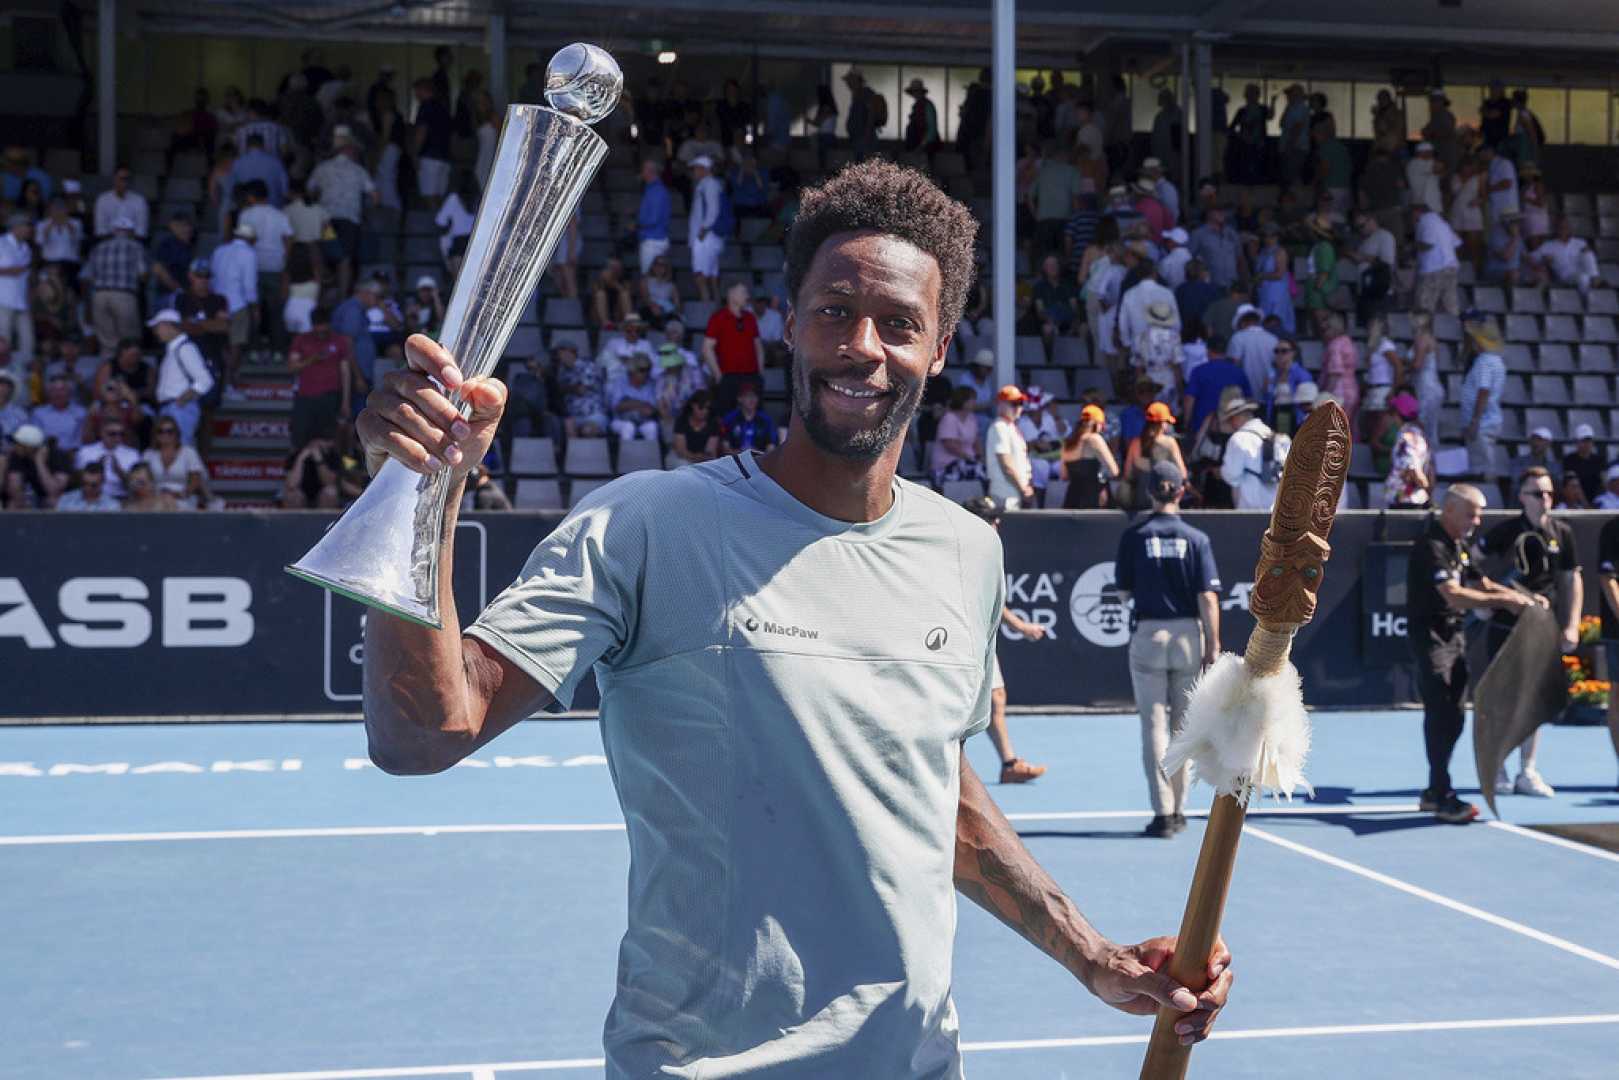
[1249,405,1351,628]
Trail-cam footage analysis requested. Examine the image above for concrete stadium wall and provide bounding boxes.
[4,509,1615,720]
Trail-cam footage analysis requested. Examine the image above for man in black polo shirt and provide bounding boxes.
[1115,461,1221,838]
[174,258,229,409]
[1595,516,1619,788]
[1407,485,1537,824]
[1477,466,1580,798]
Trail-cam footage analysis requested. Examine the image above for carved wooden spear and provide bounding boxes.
[1139,401,1352,1079]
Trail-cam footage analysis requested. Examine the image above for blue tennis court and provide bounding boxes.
[3,710,1617,1080]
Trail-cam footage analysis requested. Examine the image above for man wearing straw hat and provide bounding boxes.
[1459,316,1508,480]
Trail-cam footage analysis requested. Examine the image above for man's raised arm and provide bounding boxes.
[356,334,552,774]
[954,748,1233,1045]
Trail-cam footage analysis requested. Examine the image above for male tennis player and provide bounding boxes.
[356,160,1232,1077]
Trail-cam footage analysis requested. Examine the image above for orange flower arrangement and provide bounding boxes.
[1570,679,1611,706]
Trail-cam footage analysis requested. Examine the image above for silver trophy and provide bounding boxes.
[286,43,622,628]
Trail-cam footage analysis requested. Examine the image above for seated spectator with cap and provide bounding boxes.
[1563,422,1605,503]
[29,373,88,452]
[655,341,708,424]
[148,308,216,445]
[553,340,607,439]
[1594,464,1619,511]
[1219,395,1289,511]
[721,378,778,453]
[607,353,662,442]
[73,416,139,500]
[56,461,121,512]
[1510,426,1562,492]
[2,423,70,508]
[986,384,1034,509]
[598,312,656,382]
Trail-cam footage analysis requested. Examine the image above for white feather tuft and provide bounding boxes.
[1161,653,1313,803]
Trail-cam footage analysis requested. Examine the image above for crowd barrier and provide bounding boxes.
[6,508,1615,720]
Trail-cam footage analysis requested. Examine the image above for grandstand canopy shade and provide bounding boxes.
[109,0,1619,65]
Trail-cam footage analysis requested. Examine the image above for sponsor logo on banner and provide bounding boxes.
[212,416,290,440]
[0,576,255,649]
[236,383,295,401]
[1067,562,1133,648]
[209,458,286,481]
[1003,571,1065,640]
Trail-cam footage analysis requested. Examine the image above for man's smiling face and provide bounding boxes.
[785,230,949,461]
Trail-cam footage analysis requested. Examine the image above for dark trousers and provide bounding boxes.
[1413,630,1468,794]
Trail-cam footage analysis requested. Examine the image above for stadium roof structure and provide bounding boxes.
[108,0,1619,64]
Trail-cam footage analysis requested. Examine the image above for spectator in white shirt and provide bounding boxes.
[211,222,260,382]
[598,312,657,382]
[1218,396,1289,511]
[56,462,122,511]
[1157,228,1191,289]
[987,385,1034,508]
[1405,142,1444,215]
[92,166,150,238]
[37,198,83,277]
[688,157,726,303]
[1478,142,1519,222]
[307,131,378,297]
[1411,204,1462,316]
[1226,304,1278,402]
[237,181,295,347]
[607,354,662,442]
[1117,255,1178,358]
[1016,386,1066,498]
[1596,464,1619,511]
[1531,216,1603,295]
[29,373,88,451]
[73,417,140,500]
[434,171,478,269]
[148,308,216,445]
[0,213,32,368]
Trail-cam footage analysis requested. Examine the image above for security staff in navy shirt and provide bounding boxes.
[1115,460,1221,838]
[1405,484,1535,824]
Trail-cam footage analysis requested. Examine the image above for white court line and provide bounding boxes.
[1245,825,1619,973]
[146,1013,1619,1079]
[1485,819,1619,867]
[0,805,1421,847]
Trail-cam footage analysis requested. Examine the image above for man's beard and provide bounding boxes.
[790,347,925,461]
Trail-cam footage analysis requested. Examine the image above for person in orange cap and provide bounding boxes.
[987,384,1033,508]
[1121,398,1187,512]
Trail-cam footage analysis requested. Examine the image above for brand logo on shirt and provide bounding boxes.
[742,616,820,641]
[925,627,948,651]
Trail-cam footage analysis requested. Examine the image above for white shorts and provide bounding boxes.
[690,233,725,277]
[991,654,1005,692]
[639,237,671,275]
[418,157,451,199]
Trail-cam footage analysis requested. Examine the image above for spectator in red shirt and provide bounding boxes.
[287,306,353,449]
[703,281,764,414]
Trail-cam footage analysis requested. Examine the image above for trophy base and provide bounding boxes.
[283,563,444,631]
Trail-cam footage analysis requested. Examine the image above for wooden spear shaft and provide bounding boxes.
[1138,625,1296,1080]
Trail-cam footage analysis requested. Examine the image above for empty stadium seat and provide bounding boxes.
[681,300,714,327]
[1052,338,1090,367]
[1588,290,1619,316]
[568,478,611,507]
[1564,193,1596,218]
[940,479,985,503]
[1512,287,1547,314]
[510,437,559,476]
[544,297,585,326]
[1529,375,1570,405]
[1505,314,1540,342]
[1433,314,1461,342]
[1042,479,1069,507]
[514,479,563,509]
[548,327,592,355]
[616,439,663,474]
[1579,344,1617,372]
[1349,443,1377,479]
[1574,375,1612,403]
[750,246,784,272]
[563,438,612,476]
[1599,194,1619,217]
[1546,288,1583,314]
[1501,374,1529,405]
[1071,369,1112,397]
[1543,315,1580,342]
[1472,286,1507,314]
[1536,344,1574,373]
[1015,337,1046,366]
[1028,368,1070,398]
[1585,316,1619,343]
[506,326,543,359]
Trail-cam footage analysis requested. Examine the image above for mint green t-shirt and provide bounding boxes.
[467,452,1004,1078]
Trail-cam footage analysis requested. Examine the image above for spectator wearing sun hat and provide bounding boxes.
[1132,300,1183,406]
[3,422,71,508]
[655,341,708,423]
[1157,227,1191,289]
[987,384,1033,508]
[1459,317,1507,479]
[1219,395,1288,511]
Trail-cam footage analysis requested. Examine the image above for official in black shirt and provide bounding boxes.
[1476,466,1579,797]
[1405,484,1532,823]
[1115,460,1221,839]
[1593,515,1619,787]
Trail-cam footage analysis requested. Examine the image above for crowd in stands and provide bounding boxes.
[2,51,1617,514]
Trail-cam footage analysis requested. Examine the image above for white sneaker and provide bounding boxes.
[1513,769,1556,798]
